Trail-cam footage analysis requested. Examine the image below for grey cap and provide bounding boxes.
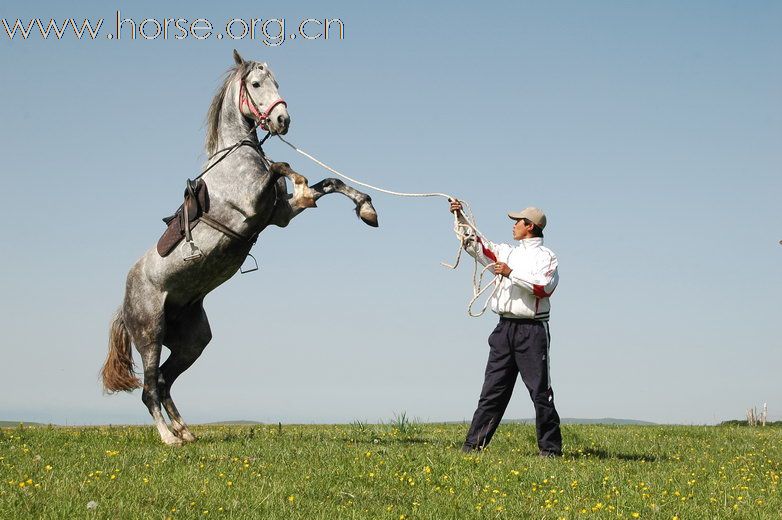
[508,207,546,229]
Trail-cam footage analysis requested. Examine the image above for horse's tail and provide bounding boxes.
[101,310,141,393]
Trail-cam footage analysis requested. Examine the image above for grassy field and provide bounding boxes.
[1,421,780,519]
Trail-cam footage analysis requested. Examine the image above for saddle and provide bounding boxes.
[156,179,210,258]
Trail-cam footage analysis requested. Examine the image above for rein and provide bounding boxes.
[276,135,502,317]
[195,129,262,182]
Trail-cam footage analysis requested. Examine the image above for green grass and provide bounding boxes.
[1,423,780,519]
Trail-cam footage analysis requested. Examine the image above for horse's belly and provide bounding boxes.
[141,228,254,305]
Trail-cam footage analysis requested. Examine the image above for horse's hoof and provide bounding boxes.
[179,431,197,443]
[358,202,379,227]
[173,428,197,443]
[162,434,184,447]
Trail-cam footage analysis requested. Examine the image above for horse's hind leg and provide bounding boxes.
[137,341,182,446]
[123,271,181,446]
[160,301,212,442]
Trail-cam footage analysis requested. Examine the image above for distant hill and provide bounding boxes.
[0,421,45,427]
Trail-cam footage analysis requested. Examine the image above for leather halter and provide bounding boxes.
[239,78,287,132]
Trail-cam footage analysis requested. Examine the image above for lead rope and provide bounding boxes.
[276,136,501,317]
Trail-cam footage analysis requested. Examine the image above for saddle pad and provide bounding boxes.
[156,180,210,257]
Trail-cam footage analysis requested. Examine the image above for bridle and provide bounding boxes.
[238,73,287,132]
[195,73,286,180]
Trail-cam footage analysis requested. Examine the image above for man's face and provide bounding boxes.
[512,218,534,240]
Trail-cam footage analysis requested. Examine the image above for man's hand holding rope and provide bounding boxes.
[449,199,510,276]
[493,262,512,277]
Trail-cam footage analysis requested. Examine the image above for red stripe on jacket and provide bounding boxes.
[477,238,554,300]
[533,284,553,298]
[476,237,497,263]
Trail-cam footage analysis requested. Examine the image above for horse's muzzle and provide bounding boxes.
[275,113,291,135]
[267,105,290,135]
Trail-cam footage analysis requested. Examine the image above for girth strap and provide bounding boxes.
[199,213,257,244]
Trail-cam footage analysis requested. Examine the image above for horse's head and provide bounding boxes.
[233,50,290,135]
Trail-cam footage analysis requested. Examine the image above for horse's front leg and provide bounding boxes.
[269,163,378,227]
[269,162,317,210]
[309,178,379,227]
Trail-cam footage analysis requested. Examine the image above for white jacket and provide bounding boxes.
[464,234,559,321]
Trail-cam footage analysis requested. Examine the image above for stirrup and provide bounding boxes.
[183,241,203,261]
[240,253,258,274]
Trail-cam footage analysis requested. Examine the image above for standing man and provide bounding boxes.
[450,200,562,457]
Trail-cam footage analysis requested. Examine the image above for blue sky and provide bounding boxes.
[0,0,779,425]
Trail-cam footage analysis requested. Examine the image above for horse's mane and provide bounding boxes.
[205,61,251,155]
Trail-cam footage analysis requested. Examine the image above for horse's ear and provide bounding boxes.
[233,49,244,66]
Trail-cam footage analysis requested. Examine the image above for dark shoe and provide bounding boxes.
[539,450,562,458]
[462,444,478,453]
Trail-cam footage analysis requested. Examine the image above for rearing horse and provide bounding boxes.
[101,50,378,445]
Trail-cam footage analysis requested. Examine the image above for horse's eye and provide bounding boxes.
[252,82,260,88]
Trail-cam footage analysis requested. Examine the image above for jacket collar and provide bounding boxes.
[517,237,544,249]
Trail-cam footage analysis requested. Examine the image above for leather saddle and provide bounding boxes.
[156,179,210,257]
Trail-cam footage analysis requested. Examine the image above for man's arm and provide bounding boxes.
[449,199,501,266]
[508,253,559,298]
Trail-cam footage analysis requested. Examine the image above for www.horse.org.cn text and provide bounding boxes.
[1,11,345,46]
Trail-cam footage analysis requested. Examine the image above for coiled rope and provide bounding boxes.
[277,136,501,317]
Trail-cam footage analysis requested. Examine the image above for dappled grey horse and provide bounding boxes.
[101,50,378,445]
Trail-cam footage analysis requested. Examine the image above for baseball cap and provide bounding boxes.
[508,207,546,229]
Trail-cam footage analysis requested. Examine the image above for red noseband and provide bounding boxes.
[239,81,287,132]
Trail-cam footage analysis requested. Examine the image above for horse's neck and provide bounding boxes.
[204,93,276,228]
[217,88,257,150]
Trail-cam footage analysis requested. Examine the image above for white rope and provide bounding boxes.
[467,263,502,318]
[278,136,452,199]
[277,136,501,317]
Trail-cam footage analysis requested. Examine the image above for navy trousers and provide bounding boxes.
[463,317,562,454]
